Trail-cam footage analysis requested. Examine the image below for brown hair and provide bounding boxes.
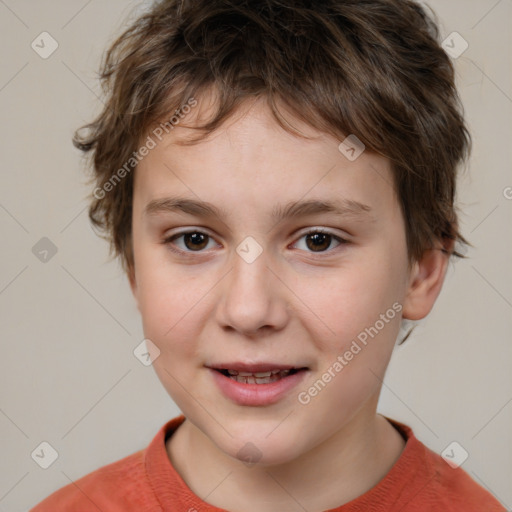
[74,0,471,274]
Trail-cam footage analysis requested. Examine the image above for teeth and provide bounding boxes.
[254,371,271,377]
[237,371,273,378]
[224,369,295,384]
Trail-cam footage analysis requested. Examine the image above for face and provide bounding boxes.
[130,98,434,466]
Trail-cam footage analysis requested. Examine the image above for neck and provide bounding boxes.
[167,402,405,511]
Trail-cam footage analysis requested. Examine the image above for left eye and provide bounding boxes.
[293,229,345,253]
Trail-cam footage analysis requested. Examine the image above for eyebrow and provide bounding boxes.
[144,196,373,223]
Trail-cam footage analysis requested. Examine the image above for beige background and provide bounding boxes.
[0,0,511,510]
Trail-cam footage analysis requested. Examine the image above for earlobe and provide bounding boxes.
[402,246,451,321]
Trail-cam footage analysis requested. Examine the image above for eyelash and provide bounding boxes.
[161,228,348,257]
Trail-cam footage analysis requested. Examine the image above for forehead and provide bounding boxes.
[134,98,398,223]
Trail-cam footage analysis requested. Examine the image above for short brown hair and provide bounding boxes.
[74,0,471,274]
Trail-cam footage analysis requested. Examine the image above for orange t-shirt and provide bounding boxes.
[31,415,506,511]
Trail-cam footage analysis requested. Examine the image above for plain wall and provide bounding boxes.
[0,1,510,510]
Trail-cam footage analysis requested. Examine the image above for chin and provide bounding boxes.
[216,426,307,468]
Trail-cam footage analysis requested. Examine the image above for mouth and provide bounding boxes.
[208,362,308,383]
[206,362,310,405]
[214,367,305,384]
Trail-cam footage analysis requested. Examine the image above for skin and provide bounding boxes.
[129,96,451,511]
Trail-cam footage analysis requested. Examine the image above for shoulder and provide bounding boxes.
[30,449,156,512]
[424,449,505,511]
[30,416,185,512]
[394,421,506,512]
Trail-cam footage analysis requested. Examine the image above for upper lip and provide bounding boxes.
[207,362,307,372]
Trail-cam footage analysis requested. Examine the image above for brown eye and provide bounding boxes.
[305,232,332,252]
[182,232,209,251]
[164,230,216,253]
[293,229,346,254]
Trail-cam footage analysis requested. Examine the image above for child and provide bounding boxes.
[31,0,506,510]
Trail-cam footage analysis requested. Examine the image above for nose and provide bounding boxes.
[215,249,289,337]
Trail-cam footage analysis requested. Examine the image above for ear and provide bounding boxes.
[402,241,452,321]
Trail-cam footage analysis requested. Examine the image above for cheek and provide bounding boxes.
[135,254,207,358]
[291,257,404,353]
[298,247,407,407]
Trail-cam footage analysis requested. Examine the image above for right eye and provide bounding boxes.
[162,230,219,254]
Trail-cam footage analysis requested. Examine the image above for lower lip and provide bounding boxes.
[209,368,308,406]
